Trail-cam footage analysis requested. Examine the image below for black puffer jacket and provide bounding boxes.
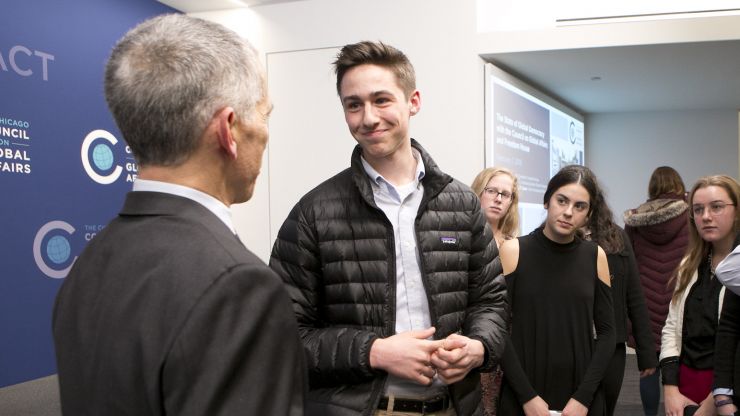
[270,140,508,416]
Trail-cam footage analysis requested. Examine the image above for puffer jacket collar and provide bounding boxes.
[350,138,453,209]
[624,197,688,228]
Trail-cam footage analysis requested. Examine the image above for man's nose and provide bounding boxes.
[362,104,379,125]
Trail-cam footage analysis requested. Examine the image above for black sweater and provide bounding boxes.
[499,229,616,413]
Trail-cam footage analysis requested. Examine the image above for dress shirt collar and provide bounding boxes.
[132,179,236,234]
[361,148,425,187]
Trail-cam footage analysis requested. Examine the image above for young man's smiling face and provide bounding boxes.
[339,64,420,165]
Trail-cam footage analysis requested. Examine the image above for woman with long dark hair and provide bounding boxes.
[660,175,740,416]
[582,177,656,415]
[498,165,615,416]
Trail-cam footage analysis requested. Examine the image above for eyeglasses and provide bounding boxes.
[690,201,736,218]
[483,187,513,201]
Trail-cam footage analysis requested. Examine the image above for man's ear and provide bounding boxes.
[216,107,238,159]
[408,90,421,116]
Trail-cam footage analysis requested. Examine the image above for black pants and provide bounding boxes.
[602,343,626,416]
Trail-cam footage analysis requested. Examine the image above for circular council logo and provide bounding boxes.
[46,235,71,264]
[33,220,78,279]
[92,143,115,171]
[81,129,123,184]
[569,121,576,144]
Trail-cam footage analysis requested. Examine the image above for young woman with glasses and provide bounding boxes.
[471,167,520,248]
[470,167,520,416]
[498,165,615,416]
[661,175,740,416]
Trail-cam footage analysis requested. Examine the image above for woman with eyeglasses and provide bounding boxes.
[660,175,740,416]
[471,167,520,249]
[623,166,689,416]
[471,167,520,416]
[498,165,615,416]
[581,176,657,416]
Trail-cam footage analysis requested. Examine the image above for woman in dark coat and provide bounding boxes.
[584,181,656,416]
[623,166,689,416]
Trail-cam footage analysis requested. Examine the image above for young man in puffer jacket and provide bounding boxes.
[271,41,508,416]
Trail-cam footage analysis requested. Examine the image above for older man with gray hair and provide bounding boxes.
[53,14,305,415]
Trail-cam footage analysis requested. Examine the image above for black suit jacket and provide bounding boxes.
[53,191,305,415]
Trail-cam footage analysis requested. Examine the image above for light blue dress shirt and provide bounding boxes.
[360,150,445,398]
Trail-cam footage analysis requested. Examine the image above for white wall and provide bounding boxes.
[265,47,354,242]
[203,0,487,260]
[587,110,739,226]
[189,0,740,261]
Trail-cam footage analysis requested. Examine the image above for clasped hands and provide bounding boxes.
[369,327,484,386]
[523,396,588,416]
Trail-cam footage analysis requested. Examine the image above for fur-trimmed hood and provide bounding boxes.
[623,198,688,227]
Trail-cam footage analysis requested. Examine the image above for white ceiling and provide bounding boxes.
[158,0,306,13]
[159,0,740,115]
[482,39,740,114]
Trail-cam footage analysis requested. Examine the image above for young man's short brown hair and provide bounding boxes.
[333,41,416,99]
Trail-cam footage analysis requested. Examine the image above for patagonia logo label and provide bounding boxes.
[441,237,457,244]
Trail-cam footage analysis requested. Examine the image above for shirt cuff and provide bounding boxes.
[713,388,735,396]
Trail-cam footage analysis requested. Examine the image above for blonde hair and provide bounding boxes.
[672,175,740,302]
[471,167,520,239]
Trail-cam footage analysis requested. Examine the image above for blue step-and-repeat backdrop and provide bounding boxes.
[0,0,176,387]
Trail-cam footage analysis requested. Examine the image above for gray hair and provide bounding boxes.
[104,14,264,166]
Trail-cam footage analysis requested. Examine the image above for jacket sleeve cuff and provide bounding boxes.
[636,350,659,371]
[660,356,680,385]
[361,334,383,377]
[468,334,493,372]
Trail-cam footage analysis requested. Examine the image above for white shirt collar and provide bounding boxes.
[360,148,425,186]
[132,179,236,234]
